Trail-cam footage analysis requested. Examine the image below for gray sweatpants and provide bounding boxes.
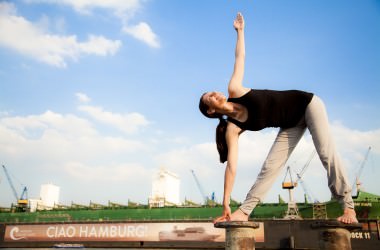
[239,95,354,215]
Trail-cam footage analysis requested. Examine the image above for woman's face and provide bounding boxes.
[202,92,226,113]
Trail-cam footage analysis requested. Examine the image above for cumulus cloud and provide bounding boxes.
[0,2,121,67]
[25,0,161,48]
[75,93,150,134]
[75,92,91,103]
[78,105,149,134]
[65,161,151,182]
[0,110,145,159]
[0,95,153,205]
[331,121,380,157]
[1,110,95,138]
[122,22,160,48]
[61,161,153,204]
[25,0,142,17]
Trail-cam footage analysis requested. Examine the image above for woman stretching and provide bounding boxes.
[199,13,357,224]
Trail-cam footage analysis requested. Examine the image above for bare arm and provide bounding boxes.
[214,122,242,223]
[223,124,240,206]
[228,13,250,98]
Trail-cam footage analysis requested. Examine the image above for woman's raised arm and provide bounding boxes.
[228,13,249,98]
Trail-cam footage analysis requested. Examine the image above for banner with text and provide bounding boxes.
[4,222,265,242]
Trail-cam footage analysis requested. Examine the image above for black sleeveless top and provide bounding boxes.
[227,89,313,131]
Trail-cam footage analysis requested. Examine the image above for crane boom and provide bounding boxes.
[296,173,319,203]
[352,146,371,193]
[2,165,19,202]
[297,150,316,180]
[356,146,371,181]
[190,169,208,204]
[294,150,319,203]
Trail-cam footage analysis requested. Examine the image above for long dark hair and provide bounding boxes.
[199,94,228,163]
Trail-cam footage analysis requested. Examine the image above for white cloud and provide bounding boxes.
[0,110,146,163]
[123,22,160,48]
[0,99,153,205]
[75,92,91,103]
[0,2,122,67]
[64,161,151,182]
[25,0,161,48]
[79,35,121,56]
[25,0,142,17]
[0,110,96,138]
[331,121,380,156]
[78,105,149,134]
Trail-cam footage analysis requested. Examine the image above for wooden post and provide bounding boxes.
[215,221,260,250]
[311,220,362,250]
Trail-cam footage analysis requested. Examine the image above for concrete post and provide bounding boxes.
[311,220,362,250]
[215,221,260,250]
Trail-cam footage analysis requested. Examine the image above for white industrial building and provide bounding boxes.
[40,183,60,208]
[29,183,60,212]
[149,168,180,207]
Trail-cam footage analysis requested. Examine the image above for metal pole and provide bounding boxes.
[215,221,260,250]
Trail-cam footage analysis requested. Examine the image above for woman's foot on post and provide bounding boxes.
[337,208,358,224]
[230,208,249,221]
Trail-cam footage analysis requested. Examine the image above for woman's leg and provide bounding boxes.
[305,95,354,210]
[239,123,306,215]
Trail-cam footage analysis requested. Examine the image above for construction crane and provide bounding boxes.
[294,151,328,219]
[282,165,297,189]
[282,166,301,219]
[294,150,319,203]
[190,169,216,206]
[352,146,371,195]
[281,150,319,219]
[2,165,29,211]
[190,169,208,205]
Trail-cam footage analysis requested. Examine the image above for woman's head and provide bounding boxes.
[199,92,226,119]
[199,92,228,163]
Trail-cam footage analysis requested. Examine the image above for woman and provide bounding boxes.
[199,13,357,224]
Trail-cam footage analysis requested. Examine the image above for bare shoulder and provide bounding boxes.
[228,87,251,98]
[226,122,243,137]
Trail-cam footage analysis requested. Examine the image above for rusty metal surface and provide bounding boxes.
[214,221,260,229]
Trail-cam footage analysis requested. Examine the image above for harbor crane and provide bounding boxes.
[190,169,216,206]
[2,165,29,211]
[294,150,319,203]
[352,146,371,195]
[282,150,319,219]
[293,150,328,219]
[282,165,301,219]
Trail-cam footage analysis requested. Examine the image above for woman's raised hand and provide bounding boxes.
[233,12,245,31]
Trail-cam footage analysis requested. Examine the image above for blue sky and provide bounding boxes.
[0,0,379,208]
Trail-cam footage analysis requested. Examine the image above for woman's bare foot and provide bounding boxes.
[337,208,358,224]
[230,208,249,221]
